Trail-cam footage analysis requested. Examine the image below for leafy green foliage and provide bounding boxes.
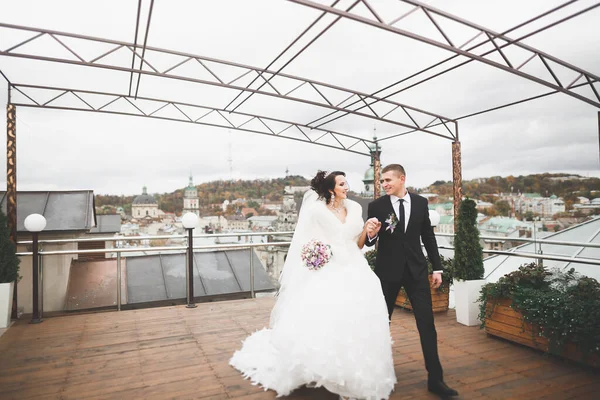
[479,263,600,358]
[453,199,484,280]
[364,249,376,271]
[0,208,20,283]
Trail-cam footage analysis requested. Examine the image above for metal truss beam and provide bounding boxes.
[288,0,600,109]
[309,0,595,128]
[0,23,456,140]
[226,0,354,113]
[9,83,382,156]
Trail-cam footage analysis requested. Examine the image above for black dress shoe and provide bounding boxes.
[428,380,458,397]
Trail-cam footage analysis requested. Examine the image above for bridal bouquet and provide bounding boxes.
[300,239,333,270]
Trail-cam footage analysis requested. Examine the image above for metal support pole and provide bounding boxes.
[39,250,43,319]
[186,229,196,308]
[117,251,122,311]
[373,141,381,199]
[7,102,18,319]
[597,111,599,168]
[250,248,255,298]
[452,138,463,232]
[30,232,42,323]
[534,218,543,267]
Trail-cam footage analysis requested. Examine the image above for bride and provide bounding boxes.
[230,170,396,399]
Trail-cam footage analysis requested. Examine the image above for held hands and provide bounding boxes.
[365,217,382,237]
[431,272,442,289]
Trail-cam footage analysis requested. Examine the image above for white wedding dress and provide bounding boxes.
[230,190,396,399]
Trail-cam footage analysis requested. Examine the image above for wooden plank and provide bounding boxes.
[1,297,599,400]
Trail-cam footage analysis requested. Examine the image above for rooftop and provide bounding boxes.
[0,190,95,233]
[1,298,598,399]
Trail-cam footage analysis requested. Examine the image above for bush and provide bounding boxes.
[453,198,484,280]
[479,263,600,358]
[364,249,377,271]
[0,208,20,283]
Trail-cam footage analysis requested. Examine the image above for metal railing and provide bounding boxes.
[16,231,293,320]
[15,230,599,321]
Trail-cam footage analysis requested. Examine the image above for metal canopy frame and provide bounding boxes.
[2,0,599,320]
[2,1,599,147]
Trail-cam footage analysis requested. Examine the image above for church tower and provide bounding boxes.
[362,130,381,198]
[183,174,200,216]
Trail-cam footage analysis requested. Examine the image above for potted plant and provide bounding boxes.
[453,198,485,326]
[478,263,599,367]
[395,255,454,312]
[364,249,377,272]
[0,208,20,328]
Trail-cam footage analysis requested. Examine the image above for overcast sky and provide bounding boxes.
[1,0,599,196]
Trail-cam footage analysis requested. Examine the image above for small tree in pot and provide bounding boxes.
[0,208,20,328]
[452,198,485,326]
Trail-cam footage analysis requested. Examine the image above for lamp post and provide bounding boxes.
[181,213,198,308]
[24,213,46,324]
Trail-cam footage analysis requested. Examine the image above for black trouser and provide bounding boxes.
[380,267,443,381]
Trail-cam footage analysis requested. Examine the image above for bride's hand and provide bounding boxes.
[365,218,381,236]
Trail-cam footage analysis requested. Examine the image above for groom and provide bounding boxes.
[365,164,458,398]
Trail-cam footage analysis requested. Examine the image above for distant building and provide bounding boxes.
[573,198,600,214]
[478,216,537,251]
[248,215,278,231]
[428,202,454,216]
[132,186,159,219]
[507,193,566,218]
[362,165,375,198]
[226,215,250,231]
[361,134,381,198]
[241,207,258,218]
[276,189,301,231]
[436,215,454,235]
[476,200,493,211]
[182,174,200,216]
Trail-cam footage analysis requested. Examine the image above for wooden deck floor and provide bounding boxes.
[1,298,598,399]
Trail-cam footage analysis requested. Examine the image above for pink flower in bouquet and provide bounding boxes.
[300,239,333,270]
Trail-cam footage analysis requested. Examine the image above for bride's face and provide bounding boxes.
[331,175,349,200]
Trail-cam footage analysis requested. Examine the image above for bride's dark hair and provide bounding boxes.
[310,170,346,204]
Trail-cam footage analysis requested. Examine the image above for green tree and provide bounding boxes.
[493,200,511,216]
[0,208,20,283]
[453,199,484,281]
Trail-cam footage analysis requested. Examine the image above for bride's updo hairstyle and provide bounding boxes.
[310,170,346,204]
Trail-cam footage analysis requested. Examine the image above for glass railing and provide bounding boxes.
[14,231,599,319]
[15,231,293,319]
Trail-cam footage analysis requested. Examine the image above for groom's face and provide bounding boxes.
[381,171,406,197]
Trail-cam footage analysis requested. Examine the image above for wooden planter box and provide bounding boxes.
[485,298,599,368]
[395,275,449,313]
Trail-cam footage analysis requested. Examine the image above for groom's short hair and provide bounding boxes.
[382,164,406,177]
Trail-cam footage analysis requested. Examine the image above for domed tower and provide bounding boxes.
[183,174,200,216]
[362,133,381,198]
[132,186,159,219]
[363,165,375,198]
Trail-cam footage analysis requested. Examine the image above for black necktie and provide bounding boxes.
[398,199,405,234]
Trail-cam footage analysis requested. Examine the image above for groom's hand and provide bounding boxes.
[431,272,442,289]
[366,218,381,237]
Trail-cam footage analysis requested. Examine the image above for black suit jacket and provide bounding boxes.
[366,193,442,282]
